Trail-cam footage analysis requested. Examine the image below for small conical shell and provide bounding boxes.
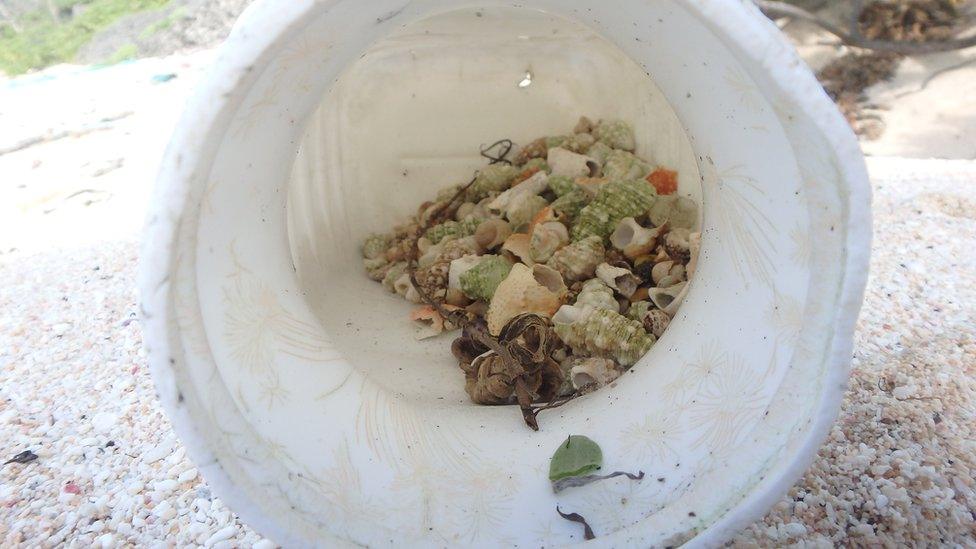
[570,357,622,390]
[593,119,636,151]
[610,217,666,260]
[474,218,512,250]
[458,255,513,302]
[648,195,698,230]
[664,228,692,262]
[626,300,651,322]
[651,260,686,288]
[602,150,651,180]
[547,147,599,178]
[467,164,519,201]
[362,233,391,260]
[363,257,390,281]
[648,281,689,317]
[382,262,408,293]
[506,194,549,230]
[546,235,605,282]
[486,263,564,335]
[530,221,570,263]
[552,305,654,367]
[574,116,595,134]
[449,255,485,291]
[548,175,580,198]
[687,231,702,279]
[586,141,613,171]
[550,190,590,224]
[572,179,658,242]
[574,279,618,312]
[501,233,534,265]
[596,263,641,298]
[642,308,671,338]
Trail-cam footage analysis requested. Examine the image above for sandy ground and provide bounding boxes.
[0,33,974,547]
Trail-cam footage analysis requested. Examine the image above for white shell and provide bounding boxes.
[529,221,569,263]
[547,147,598,178]
[449,254,486,291]
[570,357,621,389]
[474,218,512,250]
[596,262,640,298]
[610,217,665,260]
[486,263,563,335]
[648,281,689,317]
[487,170,548,212]
[651,260,686,288]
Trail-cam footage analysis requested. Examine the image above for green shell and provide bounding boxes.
[459,256,513,302]
[381,262,408,293]
[648,195,698,230]
[546,133,596,154]
[435,185,463,202]
[546,236,605,282]
[467,164,519,202]
[547,175,579,198]
[575,279,618,312]
[550,190,590,223]
[549,435,603,481]
[424,217,482,245]
[506,194,549,231]
[571,179,657,242]
[521,157,551,176]
[594,119,636,151]
[586,141,613,168]
[362,233,390,260]
[554,306,654,367]
[363,257,390,281]
[626,300,652,322]
[602,150,651,181]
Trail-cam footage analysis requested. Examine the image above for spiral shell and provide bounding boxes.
[648,281,689,317]
[363,257,390,281]
[664,228,692,262]
[626,300,651,322]
[362,233,391,260]
[574,116,595,134]
[593,119,636,151]
[642,308,671,338]
[547,175,579,198]
[648,195,698,230]
[572,179,658,242]
[610,217,666,260]
[486,263,564,335]
[415,261,450,299]
[458,255,513,302]
[393,273,422,303]
[449,255,484,291]
[382,262,408,292]
[473,219,512,250]
[596,263,641,298]
[548,147,599,179]
[570,357,622,390]
[651,260,687,288]
[530,221,570,263]
[467,164,519,201]
[506,194,549,230]
[424,217,482,245]
[586,141,613,171]
[602,150,652,181]
[419,235,481,268]
[489,171,549,212]
[546,235,605,282]
[532,264,568,298]
[549,133,596,154]
[550,189,590,223]
[552,305,654,367]
[574,278,618,312]
[501,233,534,265]
[687,231,702,279]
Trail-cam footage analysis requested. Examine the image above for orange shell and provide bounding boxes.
[647,168,678,195]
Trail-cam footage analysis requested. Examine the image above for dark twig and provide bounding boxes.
[755,0,976,54]
[556,506,596,540]
[553,470,645,493]
[4,450,38,466]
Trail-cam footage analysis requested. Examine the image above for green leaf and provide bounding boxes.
[549,435,602,481]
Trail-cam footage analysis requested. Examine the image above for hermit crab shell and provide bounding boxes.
[381,262,408,293]
[664,228,692,262]
[610,217,666,260]
[501,233,534,265]
[448,255,485,291]
[648,281,689,317]
[546,235,605,282]
[362,233,391,260]
[467,163,519,202]
[574,278,618,312]
[593,119,636,151]
[572,179,658,242]
[531,264,568,299]
[547,147,599,179]
[552,304,654,367]
[550,190,590,223]
[651,260,687,288]
[648,195,699,230]
[424,216,482,245]
[530,221,570,263]
[595,263,641,298]
[506,195,549,230]
[642,308,672,338]
[602,150,651,181]
[570,357,622,390]
[474,218,512,251]
[486,263,564,335]
[458,255,513,302]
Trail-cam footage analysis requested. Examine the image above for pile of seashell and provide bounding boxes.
[361,117,701,405]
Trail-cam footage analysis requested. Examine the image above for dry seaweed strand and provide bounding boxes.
[405,139,578,431]
[556,506,596,540]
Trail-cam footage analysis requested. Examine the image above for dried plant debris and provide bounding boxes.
[858,0,964,43]
[556,506,596,540]
[361,117,701,429]
[818,51,902,139]
[4,450,38,466]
